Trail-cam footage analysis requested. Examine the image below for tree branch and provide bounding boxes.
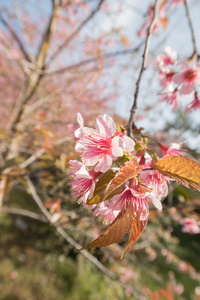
[127,0,160,137]
[1,206,48,223]
[6,0,61,132]
[0,13,31,62]
[184,0,198,59]
[47,0,105,64]
[46,41,144,75]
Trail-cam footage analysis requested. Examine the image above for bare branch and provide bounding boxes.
[0,13,31,62]
[184,0,198,59]
[46,41,144,75]
[20,136,71,169]
[1,206,48,223]
[127,0,160,137]
[7,0,61,132]
[47,0,105,64]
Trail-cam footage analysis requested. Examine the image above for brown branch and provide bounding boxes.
[184,0,198,59]
[19,136,71,169]
[47,0,105,64]
[1,206,48,223]
[6,0,61,132]
[127,0,160,137]
[0,13,31,62]
[46,41,144,75]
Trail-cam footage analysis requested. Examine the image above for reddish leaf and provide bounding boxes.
[121,217,148,259]
[155,156,200,191]
[81,206,134,250]
[100,160,143,202]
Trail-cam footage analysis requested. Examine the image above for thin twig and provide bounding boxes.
[127,0,160,137]
[46,41,144,75]
[184,0,198,59]
[0,13,31,62]
[19,136,71,169]
[1,206,48,223]
[47,0,105,65]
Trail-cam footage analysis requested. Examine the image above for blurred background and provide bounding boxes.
[0,0,200,299]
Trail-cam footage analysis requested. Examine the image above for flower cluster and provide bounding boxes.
[156,47,200,113]
[70,114,174,226]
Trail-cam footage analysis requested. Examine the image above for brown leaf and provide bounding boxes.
[155,156,200,191]
[100,160,143,203]
[121,217,148,259]
[81,206,134,250]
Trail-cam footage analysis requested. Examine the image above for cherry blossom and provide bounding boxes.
[173,62,200,95]
[75,114,135,172]
[158,142,183,157]
[157,46,177,68]
[185,92,200,114]
[93,200,120,224]
[180,218,200,234]
[69,160,99,207]
[140,169,168,211]
[110,185,149,221]
[159,69,175,90]
[160,91,180,109]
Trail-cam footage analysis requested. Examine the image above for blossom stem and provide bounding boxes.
[184,0,198,60]
[127,0,160,137]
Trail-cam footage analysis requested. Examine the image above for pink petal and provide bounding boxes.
[95,114,116,138]
[82,155,99,167]
[77,113,84,127]
[148,194,162,211]
[111,136,124,157]
[123,136,135,152]
[180,81,194,95]
[94,154,112,172]
[173,73,185,84]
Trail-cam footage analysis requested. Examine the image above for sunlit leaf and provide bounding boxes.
[81,206,133,250]
[160,17,168,29]
[155,156,200,191]
[120,34,129,45]
[100,160,143,203]
[121,217,148,259]
[87,169,116,205]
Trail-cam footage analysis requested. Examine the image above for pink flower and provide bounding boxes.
[75,114,135,173]
[157,46,177,67]
[159,69,175,90]
[110,186,149,221]
[160,91,180,109]
[180,218,200,234]
[69,160,98,207]
[158,142,183,157]
[185,92,200,114]
[173,62,200,95]
[93,200,120,224]
[140,170,168,210]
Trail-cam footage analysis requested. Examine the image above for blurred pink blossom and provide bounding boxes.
[180,217,200,234]
[185,92,200,114]
[173,62,200,95]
